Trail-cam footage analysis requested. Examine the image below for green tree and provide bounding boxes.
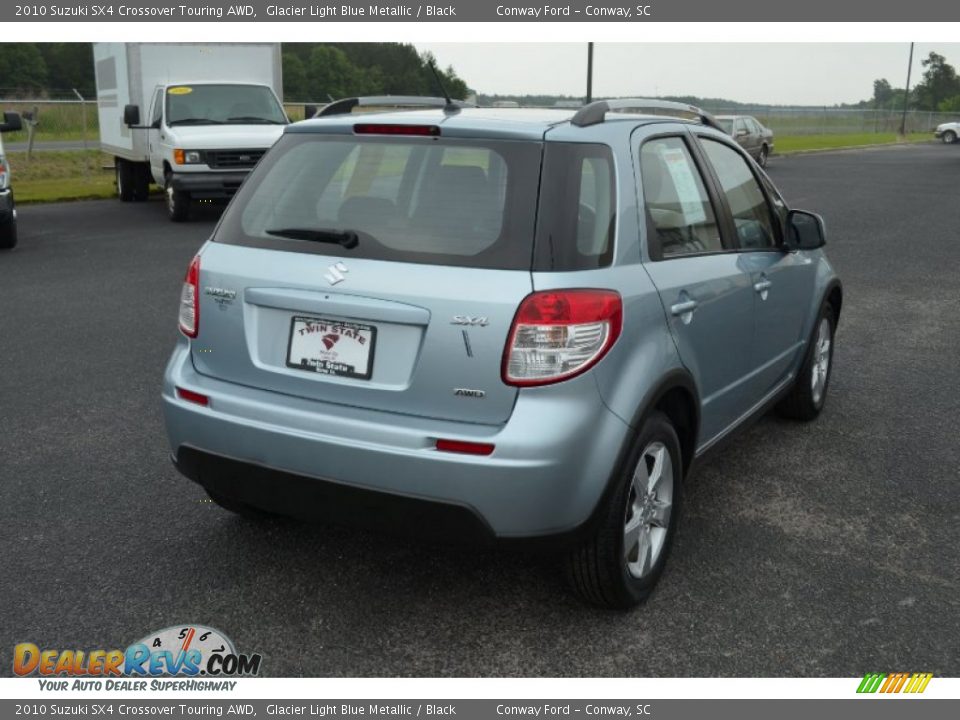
[912,52,960,111]
[282,52,307,101]
[38,43,95,97]
[0,44,49,96]
[872,78,894,108]
[938,95,960,113]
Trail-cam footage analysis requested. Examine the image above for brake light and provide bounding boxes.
[178,255,200,338]
[503,289,622,386]
[353,124,441,136]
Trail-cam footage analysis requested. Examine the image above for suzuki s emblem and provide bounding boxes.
[325,262,349,286]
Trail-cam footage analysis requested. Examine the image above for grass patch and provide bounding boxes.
[775,133,931,154]
[7,150,116,203]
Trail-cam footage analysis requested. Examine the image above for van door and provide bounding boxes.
[636,132,759,444]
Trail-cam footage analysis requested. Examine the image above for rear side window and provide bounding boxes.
[640,137,723,259]
[215,133,542,270]
[533,143,616,271]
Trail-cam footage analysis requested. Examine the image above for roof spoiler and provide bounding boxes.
[314,95,475,119]
[571,98,722,131]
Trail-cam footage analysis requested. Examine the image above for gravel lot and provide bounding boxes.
[1,143,958,677]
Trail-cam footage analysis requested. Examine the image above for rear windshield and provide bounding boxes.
[215,133,542,270]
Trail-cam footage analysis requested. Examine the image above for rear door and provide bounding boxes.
[192,130,543,425]
[636,132,758,443]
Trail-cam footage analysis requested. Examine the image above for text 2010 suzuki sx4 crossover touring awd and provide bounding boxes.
[163,98,841,608]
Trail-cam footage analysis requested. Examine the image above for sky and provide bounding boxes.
[415,43,960,105]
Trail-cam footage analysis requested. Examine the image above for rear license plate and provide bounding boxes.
[286,316,377,380]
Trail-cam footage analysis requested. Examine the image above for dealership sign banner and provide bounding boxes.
[0,699,959,718]
[5,0,960,22]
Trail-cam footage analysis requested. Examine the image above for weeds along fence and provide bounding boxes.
[0,99,956,146]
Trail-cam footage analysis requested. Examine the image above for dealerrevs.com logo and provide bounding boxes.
[14,625,262,685]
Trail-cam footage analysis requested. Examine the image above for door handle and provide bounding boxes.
[670,299,699,324]
[754,280,772,293]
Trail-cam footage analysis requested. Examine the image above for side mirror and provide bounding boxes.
[304,104,318,120]
[785,209,826,251]
[123,104,141,127]
[0,111,22,133]
[736,129,748,137]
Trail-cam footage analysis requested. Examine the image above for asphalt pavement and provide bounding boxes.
[1,144,958,677]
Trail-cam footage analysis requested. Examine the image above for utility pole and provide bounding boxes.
[586,42,594,104]
[900,42,915,137]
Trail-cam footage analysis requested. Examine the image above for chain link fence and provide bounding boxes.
[1,99,956,147]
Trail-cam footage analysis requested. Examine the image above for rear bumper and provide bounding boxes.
[162,339,632,540]
[170,171,249,199]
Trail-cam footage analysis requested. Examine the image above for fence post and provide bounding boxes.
[25,105,39,160]
[73,89,90,180]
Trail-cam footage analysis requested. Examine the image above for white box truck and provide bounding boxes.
[94,43,287,221]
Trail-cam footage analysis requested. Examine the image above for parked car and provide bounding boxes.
[0,111,23,250]
[716,114,774,167]
[934,121,960,144]
[162,97,841,609]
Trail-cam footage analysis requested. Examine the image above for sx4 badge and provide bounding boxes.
[13,624,263,682]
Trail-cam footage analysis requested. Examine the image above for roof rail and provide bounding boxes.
[571,98,722,131]
[316,95,474,118]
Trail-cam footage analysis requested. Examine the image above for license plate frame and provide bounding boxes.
[285,315,377,380]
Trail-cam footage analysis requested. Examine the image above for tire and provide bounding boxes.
[758,144,769,168]
[0,215,16,250]
[943,130,957,144]
[116,159,134,202]
[776,303,836,421]
[206,489,274,520]
[565,411,683,609]
[132,163,151,201]
[164,173,190,222]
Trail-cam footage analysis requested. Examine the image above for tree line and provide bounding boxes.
[0,43,469,102]
[865,52,960,112]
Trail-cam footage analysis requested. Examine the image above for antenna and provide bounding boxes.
[427,60,459,114]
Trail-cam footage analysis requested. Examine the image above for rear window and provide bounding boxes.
[215,133,542,270]
[533,142,616,271]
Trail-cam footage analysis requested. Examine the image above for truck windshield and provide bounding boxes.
[166,84,287,126]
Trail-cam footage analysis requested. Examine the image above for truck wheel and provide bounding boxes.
[133,164,151,201]
[565,411,682,609]
[164,174,190,222]
[116,159,134,202]
[0,215,16,250]
[943,130,957,144]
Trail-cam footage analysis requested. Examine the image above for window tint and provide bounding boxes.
[215,133,543,270]
[700,138,777,249]
[534,143,616,270]
[640,137,722,259]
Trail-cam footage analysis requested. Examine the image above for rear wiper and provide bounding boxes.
[168,118,224,126]
[265,228,359,249]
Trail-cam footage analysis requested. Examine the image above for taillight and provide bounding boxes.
[178,255,200,338]
[354,124,440,136]
[502,289,622,386]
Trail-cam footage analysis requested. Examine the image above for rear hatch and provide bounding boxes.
[192,127,544,425]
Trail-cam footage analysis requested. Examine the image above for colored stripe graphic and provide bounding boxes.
[857,673,933,694]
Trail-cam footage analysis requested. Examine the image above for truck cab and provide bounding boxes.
[123,82,288,221]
